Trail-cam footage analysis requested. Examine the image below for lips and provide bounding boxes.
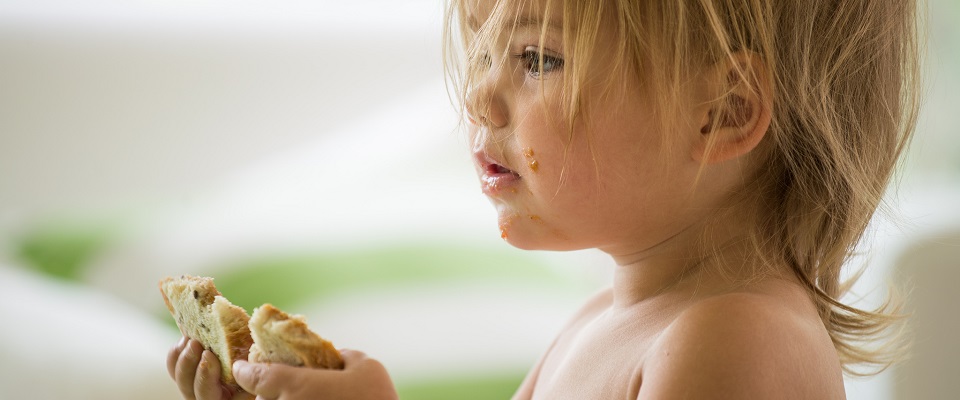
[476,151,521,196]
[485,163,516,175]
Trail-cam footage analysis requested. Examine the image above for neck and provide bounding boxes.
[602,207,763,309]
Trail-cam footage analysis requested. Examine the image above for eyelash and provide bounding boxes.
[516,49,564,78]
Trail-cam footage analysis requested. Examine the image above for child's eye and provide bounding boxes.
[518,48,563,78]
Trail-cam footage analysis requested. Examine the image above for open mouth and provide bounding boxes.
[476,152,522,196]
[486,163,520,177]
[475,150,521,178]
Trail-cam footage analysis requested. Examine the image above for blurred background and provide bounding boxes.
[0,1,957,399]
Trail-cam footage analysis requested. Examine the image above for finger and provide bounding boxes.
[233,360,284,399]
[338,349,368,368]
[195,350,227,400]
[167,336,188,380]
[340,348,387,375]
[232,392,257,400]
[175,339,204,400]
[335,349,397,399]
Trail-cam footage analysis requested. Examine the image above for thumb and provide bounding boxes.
[233,360,283,399]
[337,349,369,368]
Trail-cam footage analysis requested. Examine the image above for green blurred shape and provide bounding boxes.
[213,244,570,314]
[15,223,117,281]
[396,372,525,400]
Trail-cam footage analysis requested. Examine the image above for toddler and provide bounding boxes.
[167,0,922,398]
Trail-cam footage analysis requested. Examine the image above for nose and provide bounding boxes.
[465,73,508,129]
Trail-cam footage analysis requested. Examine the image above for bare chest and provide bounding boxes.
[530,310,671,400]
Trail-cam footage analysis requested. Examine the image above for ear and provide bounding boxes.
[692,53,772,164]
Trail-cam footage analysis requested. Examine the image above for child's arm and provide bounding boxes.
[232,349,399,400]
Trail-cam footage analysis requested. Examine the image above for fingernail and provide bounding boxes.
[232,360,246,376]
[177,336,186,348]
[202,351,215,370]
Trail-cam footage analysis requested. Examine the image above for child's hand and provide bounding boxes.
[167,337,254,400]
[232,349,399,400]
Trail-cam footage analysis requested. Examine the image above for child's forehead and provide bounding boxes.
[464,0,562,32]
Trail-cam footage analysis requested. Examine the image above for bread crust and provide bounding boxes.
[248,303,344,370]
[159,275,253,386]
[160,274,344,391]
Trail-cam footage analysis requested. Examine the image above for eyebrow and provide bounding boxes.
[467,15,562,32]
[512,16,562,31]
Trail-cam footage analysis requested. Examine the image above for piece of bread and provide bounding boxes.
[248,303,344,370]
[159,275,253,386]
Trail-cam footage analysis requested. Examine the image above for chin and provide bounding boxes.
[500,236,543,250]
[497,224,585,252]
[494,209,590,250]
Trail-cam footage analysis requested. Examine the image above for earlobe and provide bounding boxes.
[693,55,772,164]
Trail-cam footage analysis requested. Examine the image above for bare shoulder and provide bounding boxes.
[638,291,845,400]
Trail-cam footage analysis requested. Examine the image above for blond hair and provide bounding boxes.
[444,0,923,376]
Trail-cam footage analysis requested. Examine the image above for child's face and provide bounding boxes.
[467,0,710,255]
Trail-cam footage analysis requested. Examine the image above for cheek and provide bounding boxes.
[521,125,606,217]
[513,102,570,184]
[518,128,579,197]
[528,120,675,226]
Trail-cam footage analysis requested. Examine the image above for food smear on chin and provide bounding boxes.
[528,215,544,224]
[499,214,518,240]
